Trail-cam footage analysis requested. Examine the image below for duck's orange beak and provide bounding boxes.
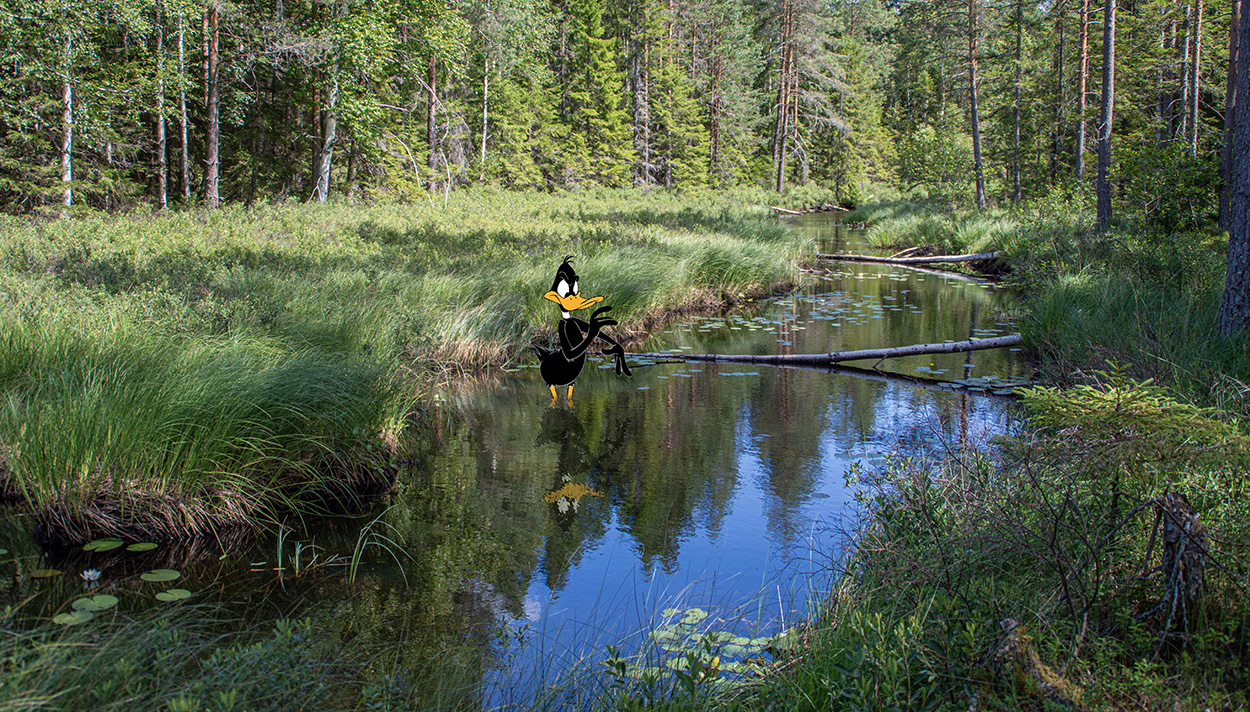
[544,291,603,311]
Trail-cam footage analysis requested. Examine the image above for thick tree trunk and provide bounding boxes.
[1219,0,1250,335]
[156,0,167,210]
[313,75,338,202]
[968,0,986,209]
[1076,0,1090,178]
[1095,0,1116,231]
[60,32,73,209]
[1189,0,1205,155]
[178,14,190,202]
[1222,0,1241,228]
[205,4,220,208]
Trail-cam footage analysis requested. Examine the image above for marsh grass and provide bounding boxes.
[759,379,1250,711]
[0,189,810,542]
[846,196,1250,417]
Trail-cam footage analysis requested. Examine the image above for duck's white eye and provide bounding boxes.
[556,279,570,298]
[572,280,579,295]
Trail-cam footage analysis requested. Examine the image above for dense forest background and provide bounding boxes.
[0,0,1233,219]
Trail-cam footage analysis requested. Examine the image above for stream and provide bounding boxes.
[1,213,1030,707]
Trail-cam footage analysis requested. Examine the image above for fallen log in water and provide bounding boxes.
[630,334,1024,367]
[770,204,850,216]
[817,250,1001,265]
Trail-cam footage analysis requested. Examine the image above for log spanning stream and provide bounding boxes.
[9,214,1030,708]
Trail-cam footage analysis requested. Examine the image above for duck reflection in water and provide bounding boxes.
[536,406,602,533]
[534,256,632,406]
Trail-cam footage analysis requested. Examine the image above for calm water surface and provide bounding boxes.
[5,214,1029,707]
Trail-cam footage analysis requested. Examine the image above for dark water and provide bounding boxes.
[2,214,1029,706]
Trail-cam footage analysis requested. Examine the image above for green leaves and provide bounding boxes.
[155,588,192,602]
[72,594,118,611]
[83,539,124,552]
[53,610,95,625]
[140,569,180,583]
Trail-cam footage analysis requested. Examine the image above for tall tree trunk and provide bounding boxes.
[1189,0,1205,155]
[427,55,438,185]
[1218,0,1250,334]
[1013,0,1023,202]
[1222,0,1241,228]
[204,4,220,209]
[1095,0,1116,231]
[1051,9,1065,182]
[708,56,722,185]
[178,14,190,202]
[1181,6,1193,140]
[60,31,73,209]
[480,55,488,181]
[313,75,338,202]
[631,24,653,186]
[773,0,794,192]
[1076,0,1090,177]
[156,0,167,210]
[968,0,986,209]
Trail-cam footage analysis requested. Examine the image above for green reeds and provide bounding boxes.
[0,189,810,542]
[0,315,391,543]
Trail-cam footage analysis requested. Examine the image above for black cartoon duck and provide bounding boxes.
[535,256,632,404]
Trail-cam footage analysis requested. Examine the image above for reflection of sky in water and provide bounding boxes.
[480,216,1028,705]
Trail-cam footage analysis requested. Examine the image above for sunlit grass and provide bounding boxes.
[0,188,811,542]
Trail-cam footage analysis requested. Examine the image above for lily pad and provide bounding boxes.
[140,569,180,583]
[53,610,94,625]
[72,594,119,612]
[155,588,192,602]
[126,543,158,552]
[0,548,8,556]
[31,569,62,578]
[83,539,124,552]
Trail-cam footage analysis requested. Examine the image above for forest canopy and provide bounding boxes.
[0,0,1232,219]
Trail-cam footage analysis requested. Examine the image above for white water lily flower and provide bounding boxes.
[80,568,101,583]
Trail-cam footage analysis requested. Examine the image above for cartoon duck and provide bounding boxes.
[535,256,632,404]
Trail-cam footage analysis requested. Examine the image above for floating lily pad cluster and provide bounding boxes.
[83,539,160,553]
[936,376,1026,395]
[54,594,119,625]
[41,559,191,625]
[603,607,784,691]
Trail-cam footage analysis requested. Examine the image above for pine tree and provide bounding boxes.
[560,0,634,186]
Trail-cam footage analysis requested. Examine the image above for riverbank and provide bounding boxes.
[0,189,812,544]
[844,195,1250,418]
[731,195,1250,711]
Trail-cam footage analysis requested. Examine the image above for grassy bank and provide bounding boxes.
[722,194,1250,711]
[844,194,1250,418]
[0,188,811,543]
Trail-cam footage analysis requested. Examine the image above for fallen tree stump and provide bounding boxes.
[630,334,1023,367]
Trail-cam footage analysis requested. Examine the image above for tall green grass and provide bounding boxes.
[0,188,810,541]
[845,195,1250,417]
